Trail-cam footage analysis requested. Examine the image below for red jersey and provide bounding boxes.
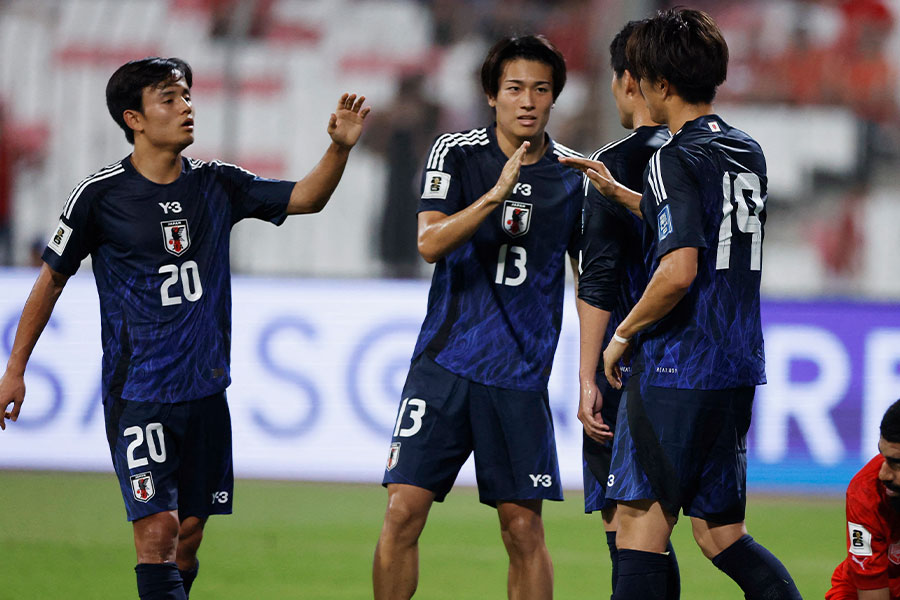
[827,455,900,599]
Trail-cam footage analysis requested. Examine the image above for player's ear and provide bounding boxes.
[123,109,143,136]
[622,70,639,97]
[486,94,497,108]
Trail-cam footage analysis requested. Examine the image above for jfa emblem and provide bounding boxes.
[386,442,401,471]
[161,219,191,256]
[130,472,155,503]
[502,200,532,237]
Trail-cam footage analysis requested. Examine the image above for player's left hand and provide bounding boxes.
[328,93,371,149]
[558,156,619,197]
[603,338,631,390]
[579,376,613,443]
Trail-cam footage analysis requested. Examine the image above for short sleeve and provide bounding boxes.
[646,149,707,258]
[41,183,100,276]
[844,486,891,590]
[417,134,463,215]
[578,188,624,311]
[214,162,293,226]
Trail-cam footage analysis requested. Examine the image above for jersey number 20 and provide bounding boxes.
[159,260,204,306]
[716,172,764,271]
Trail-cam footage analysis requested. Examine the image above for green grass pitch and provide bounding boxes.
[0,471,843,599]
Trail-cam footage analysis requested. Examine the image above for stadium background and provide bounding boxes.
[1,0,899,598]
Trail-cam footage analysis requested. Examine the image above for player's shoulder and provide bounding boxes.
[62,158,128,218]
[550,139,583,160]
[425,127,491,172]
[186,156,256,177]
[847,455,885,506]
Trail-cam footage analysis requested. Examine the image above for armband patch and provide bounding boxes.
[848,521,873,556]
[48,220,73,256]
[423,171,451,200]
[658,204,673,241]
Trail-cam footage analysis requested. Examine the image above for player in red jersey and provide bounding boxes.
[828,398,900,600]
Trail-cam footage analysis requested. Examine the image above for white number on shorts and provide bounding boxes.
[495,244,527,286]
[392,397,426,438]
[124,423,167,469]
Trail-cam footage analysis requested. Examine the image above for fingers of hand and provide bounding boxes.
[341,94,357,111]
[351,95,366,113]
[359,106,371,119]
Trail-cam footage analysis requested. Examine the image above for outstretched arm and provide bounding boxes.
[0,263,69,430]
[417,142,529,263]
[286,93,371,215]
[558,156,643,217]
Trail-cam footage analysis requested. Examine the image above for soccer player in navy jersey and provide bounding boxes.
[373,35,583,600]
[569,20,678,599]
[0,57,369,600]
[562,9,801,600]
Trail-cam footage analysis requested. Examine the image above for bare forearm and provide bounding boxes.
[417,189,503,263]
[609,183,643,217]
[286,142,352,215]
[577,298,611,380]
[615,250,696,340]
[5,264,67,375]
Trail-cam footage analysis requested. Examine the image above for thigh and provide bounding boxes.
[685,387,754,523]
[606,376,656,507]
[104,396,184,522]
[178,392,234,520]
[469,385,562,506]
[381,354,473,502]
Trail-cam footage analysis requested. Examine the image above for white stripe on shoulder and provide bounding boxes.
[426,128,488,171]
[552,142,582,158]
[592,131,638,158]
[63,162,125,219]
[187,157,206,170]
[209,159,258,178]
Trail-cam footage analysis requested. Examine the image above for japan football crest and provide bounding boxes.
[386,442,401,470]
[502,200,532,237]
[890,541,900,565]
[130,472,155,503]
[161,219,191,256]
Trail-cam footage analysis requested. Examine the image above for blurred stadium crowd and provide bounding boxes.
[0,0,898,296]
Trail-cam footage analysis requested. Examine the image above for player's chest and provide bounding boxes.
[97,189,225,259]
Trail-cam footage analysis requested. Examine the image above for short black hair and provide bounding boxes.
[881,399,900,444]
[106,57,193,144]
[609,20,644,79]
[480,35,566,101]
[626,8,728,105]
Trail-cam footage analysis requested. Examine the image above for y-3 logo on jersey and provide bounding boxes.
[161,219,191,256]
[512,182,531,196]
[502,200,532,237]
[158,202,182,214]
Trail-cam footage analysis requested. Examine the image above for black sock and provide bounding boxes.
[611,549,668,600]
[178,559,199,597]
[664,540,681,600]
[606,530,619,596]
[135,562,186,600]
[712,534,801,600]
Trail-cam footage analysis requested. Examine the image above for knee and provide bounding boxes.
[134,511,180,563]
[382,495,429,542]
[500,513,545,558]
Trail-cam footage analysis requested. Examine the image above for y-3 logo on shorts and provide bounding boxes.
[529,474,552,488]
[211,491,230,504]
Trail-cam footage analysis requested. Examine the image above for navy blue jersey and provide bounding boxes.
[637,115,767,389]
[578,125,669,353]
[43,156,292,403]
[412,125,583,391]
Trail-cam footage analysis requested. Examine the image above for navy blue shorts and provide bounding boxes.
[103,392,234,522]
[583,375,623,514]
[382,353,563,506]
[606,374,754,523]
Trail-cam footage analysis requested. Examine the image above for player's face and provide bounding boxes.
[136,77,194,151]
[638,77,667,126]
[877,437,900,499]
[611,72,634,130]
[488,58,554,145]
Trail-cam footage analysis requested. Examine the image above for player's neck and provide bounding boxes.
[665,101,714,135]
[630,108,660,130]
[495,126,548,166]
[130,144,184,184]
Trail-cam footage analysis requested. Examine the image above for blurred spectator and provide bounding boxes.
[364,73,443,278]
